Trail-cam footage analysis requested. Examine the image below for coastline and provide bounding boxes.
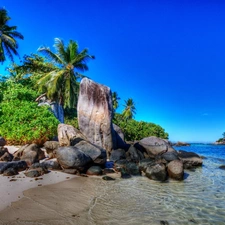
[0,146,77,212]
[0,176,100,225]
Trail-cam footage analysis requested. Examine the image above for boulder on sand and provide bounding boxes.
[77,78,116,157]
[145,162,167,181]
[167,160,184,180]
[55,146,93,172]
[178,150,202,168]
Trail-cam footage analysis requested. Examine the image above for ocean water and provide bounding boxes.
[88,144,225,225]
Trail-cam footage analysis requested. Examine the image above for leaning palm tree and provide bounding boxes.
[122,98,136,120]
[0,8,24,63]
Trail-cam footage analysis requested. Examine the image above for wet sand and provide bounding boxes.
[0,176,100,225]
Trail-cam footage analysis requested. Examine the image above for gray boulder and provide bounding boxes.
[145,162,167,181]
[86,166,103,176]
[139,136,176,158]
[57,124,86,147]
[125,162,141,175]
[74,139,107,165]
[19,144,45,166]
[0,137,6,146]
[178,150,203,168]
[55,146,93,172]
[3,168,18,176]
[113,124,129,150]
[41,159,62,170]
[77,78,116,157]
[44,141,59,158]
[24,167,48,178]
[0,161,27,174]
[162,152,179,162]
[126,145,144,162]
[138,158,155,172]
[167,160,184,180]
[110,149,126,162]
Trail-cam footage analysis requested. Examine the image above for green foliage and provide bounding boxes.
[64,117,79,129]
[0,83,59,145]
[113,113,169,141]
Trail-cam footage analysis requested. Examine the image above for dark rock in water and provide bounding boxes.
[178,150,202,168]
[77,78,116,157]
[103,168,115,174]
[57,123,86,147]
[219,165,225,170]
[0,137,6,146]
[0,161,27,174]
[126,145,144,163]
[120,168,132,179]
[125,162,141,175]
[74,139,107,165]
[41,159,62,170]
[139,158,155,172]
[162,152,178,162]
[3,168,18,176]
[160,221,169,225]
[175,141,190,146]
[110,149,126,162]
[55,146,93,172]
[145,162,167,181]
[44,141,59,158]
[102,175,115,181]
[167,160,184,180]
[86,166,102,176]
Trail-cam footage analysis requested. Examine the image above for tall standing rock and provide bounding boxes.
[77,78,116,157]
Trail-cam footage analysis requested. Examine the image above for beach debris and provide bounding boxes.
[102,175,115,181]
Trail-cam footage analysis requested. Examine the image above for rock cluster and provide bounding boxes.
[0,78,203,181]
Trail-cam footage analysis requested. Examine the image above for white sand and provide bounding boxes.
[0,146,77,212]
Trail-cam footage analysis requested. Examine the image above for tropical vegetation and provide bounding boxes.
[0,7,169,144]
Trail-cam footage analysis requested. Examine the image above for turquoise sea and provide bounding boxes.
[88,144,225,225]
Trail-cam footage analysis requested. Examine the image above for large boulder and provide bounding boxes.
[77,78,116,157]
[139,136,176,158]
[178,150,203,168]
[113,124,129,150]
[0,161,27,174]
[86,166,103,176]
[167,160,184,180]
[74,139,107,165]
[126,145,144,163]
[162,152,179,162]
[55,146,93,172]
[43,141,59,158]
[19,144,45,166]
[145,162,167,181]
[57,124,86,146]
[110,149,126,162]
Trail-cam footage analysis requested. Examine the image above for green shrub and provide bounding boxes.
[0,99,59,145]
[0,82,59,145]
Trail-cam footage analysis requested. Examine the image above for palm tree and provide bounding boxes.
[37,38,94,108]
[122,98,136,120]
[0,8,24,63]
[112,91,120,112]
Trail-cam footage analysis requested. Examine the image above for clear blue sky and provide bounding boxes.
[1,0,225,143]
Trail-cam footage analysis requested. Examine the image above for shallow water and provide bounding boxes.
[88,145,225,225]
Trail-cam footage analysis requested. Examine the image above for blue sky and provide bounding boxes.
[1,0,225,142]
